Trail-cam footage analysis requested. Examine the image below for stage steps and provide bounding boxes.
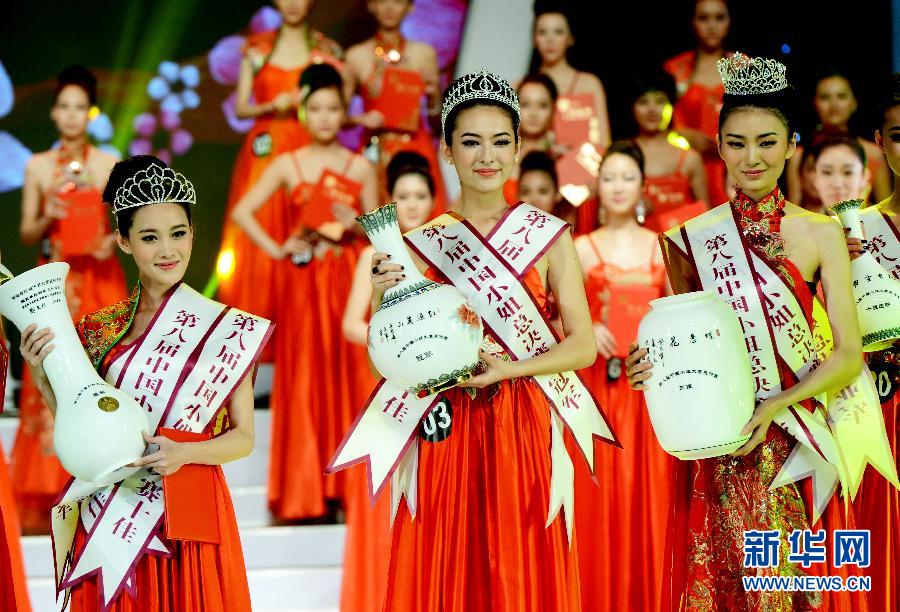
[0,410,345,612]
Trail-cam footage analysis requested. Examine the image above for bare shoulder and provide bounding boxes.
[786,203,842,244]
[349,153,376,180]
[345,40,373,66]
[578,71,605,93]
[27,150,53,171]
[407,40,437,60]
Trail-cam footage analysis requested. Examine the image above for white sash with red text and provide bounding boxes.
[665,204,895,521]
[328,204,618,540]
[51,284,272,611]
[860,206,900,280]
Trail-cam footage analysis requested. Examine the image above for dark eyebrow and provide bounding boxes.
[724,133,746,139]
[756,132,778,138]
[460,132,482,139]
[137,224,188,234]
[493,132,512,138]
[889,125,900,132]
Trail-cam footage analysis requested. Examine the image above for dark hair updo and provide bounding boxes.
[518,72,559,104]
[629,69,677,107]
[103,155,193,237]
[718,87,798,140]
[54,65,97,106]
[519,150,558,189]
[875,73,900,129]
[599,140,646,178]
[387,151,435,195]
[806,132,867,167]
[299,62,345,106]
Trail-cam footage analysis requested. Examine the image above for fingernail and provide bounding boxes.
[400,265,405,270]
[386,254,392,258]
[401,274,406,278]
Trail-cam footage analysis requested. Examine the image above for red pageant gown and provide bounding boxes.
[384,266,580,612]
[267,151,365,520]
[339,292,388,611]
[644,148,695,233]
[1,340,32,611]
[217,29,342,323]
[663,52,728,207]
[661,194,867,611]
[358,38,446,215]
[12,170,126,534]
[575,234,672,611]
[67,292,252,612]
[859,344,899,612]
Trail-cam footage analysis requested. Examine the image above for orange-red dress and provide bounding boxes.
[11,185,126,534]
[217,30,342,322]
[575,235,671,612]
[384,266,580,612]
[859,345,899,612]
[643,149,695,233]
[1,437,32,612]
[66,290,252,612]
[267,152,365,520]
[663,51,728,207]
[340,352,388,612]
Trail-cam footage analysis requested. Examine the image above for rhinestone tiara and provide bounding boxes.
[717,52,789,96]
[441,68,520,135]
[112,163,196,214]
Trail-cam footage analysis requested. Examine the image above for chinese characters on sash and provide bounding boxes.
[52,285,272,609]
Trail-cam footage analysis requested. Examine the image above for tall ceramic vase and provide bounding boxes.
[358,204,483,397]
[829,198,900,351]
[637,290,755,459]
[0,262,149,485]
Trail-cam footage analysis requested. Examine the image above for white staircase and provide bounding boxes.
[0,410,345,612]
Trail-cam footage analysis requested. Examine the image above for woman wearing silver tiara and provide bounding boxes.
[369,69,617,610]
[19,155,272,611]
[627,55,874,610]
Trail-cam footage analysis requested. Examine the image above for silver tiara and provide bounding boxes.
[441,68,520,135]
[112,163,196,214]
[717,52,789,96]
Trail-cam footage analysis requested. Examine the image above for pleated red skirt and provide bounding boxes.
[384,378,581,612]
[0,439,32,612]
[852,391,898,612]
[575,357,674,612]
[340,365,390,612]
[267,244,363,520]
[69,467,250,611]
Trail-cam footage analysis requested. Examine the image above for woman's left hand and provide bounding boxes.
[458,350,514,388]
[92,234,117,261]
[332,202,360,231]
[130,431,191,476]
[730,396,783,457]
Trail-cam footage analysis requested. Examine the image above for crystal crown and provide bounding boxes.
[717,52,789,96]
[441,68,520,135]
[112,163,196,214]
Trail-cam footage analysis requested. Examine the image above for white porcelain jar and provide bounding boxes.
[830,199,900,351]
[638,290,755,459]
[0,262,149,485]
[358,204,483,397]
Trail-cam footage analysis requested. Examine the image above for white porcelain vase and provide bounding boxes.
[359,204,483,397]
[0,262,149,485]
[638,290,755,459]
[829,199,900,351]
